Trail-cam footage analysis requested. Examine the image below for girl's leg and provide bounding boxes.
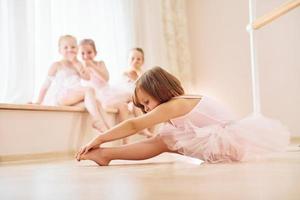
[58,88,85,106]
[79,136,171,166]
[115,103,130,144]
[133,106,155,138]
[84,87,109,132]
[140,128,154,138]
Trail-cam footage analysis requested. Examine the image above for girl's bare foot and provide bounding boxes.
[139,129,153,138]
[80,148,110,166]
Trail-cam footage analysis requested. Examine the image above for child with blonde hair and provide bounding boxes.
[79,39,110,131]
[76,66,290,165]
[34,35,88,106]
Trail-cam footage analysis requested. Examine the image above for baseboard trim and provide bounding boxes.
[0,151,76,164]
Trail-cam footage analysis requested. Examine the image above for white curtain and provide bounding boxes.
[161,0,192,91]
[0,0,192,103]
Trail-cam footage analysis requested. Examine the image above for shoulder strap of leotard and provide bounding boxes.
[172,94,202,99]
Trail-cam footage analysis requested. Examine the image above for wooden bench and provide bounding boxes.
[0,103,117,163]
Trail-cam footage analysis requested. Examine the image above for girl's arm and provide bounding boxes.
[74,60,90,80]
[35,62,59,104]
[88,61,109,82]
[124,70,138,81]
[76,98,195,157]
[128,70,138,81]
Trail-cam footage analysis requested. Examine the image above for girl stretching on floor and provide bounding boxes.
[76,66,290,165]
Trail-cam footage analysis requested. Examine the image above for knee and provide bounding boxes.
[153,136,172,152]
[57,93,83,106]
[57,97,68,106]
[117,103,129,113]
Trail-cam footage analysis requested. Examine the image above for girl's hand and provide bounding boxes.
[79,67,90,76]
[84,60,98,69]
[127,70,138,81]
[75,63,90,80]
[84,60,93,67]
[75,140,98,161]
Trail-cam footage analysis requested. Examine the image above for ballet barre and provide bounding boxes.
[249,0,300,30]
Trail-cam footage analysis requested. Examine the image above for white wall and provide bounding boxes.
[186,0,300,136]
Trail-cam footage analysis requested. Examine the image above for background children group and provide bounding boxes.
[34,34,152,143]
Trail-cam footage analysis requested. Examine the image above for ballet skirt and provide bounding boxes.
[94,74,135,108]
[159,95,290,163]
[42,67,82,106]
[81,67,108,90]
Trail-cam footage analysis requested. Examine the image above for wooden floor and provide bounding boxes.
[1,143,300,200]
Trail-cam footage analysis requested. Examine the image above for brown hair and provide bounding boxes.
[80,39,97,53]
[133,66,184,112]
[58,35,77,47]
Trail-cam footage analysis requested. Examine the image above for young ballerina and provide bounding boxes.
[76,66,290,165]
[79,39,110,131]
[92,48,153,142]
[117,47,154,143]
[123,47,144,81]
[35,35,88,106]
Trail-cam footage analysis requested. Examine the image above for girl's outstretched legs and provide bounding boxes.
[84,87,109,132]
[79,136,171,166]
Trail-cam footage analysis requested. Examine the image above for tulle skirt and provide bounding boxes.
[95,83,134,108]
[159,115,290,163]
[43,76,82,106]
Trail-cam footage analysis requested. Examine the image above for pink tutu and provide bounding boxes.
[94,76,135,108]
[43,67,82,106]
[159,96,290,163]
[95,84,134,107]
[83,73,135,108]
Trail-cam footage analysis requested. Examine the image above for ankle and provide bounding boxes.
[92,120,108,132]
[98,149,111,166]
